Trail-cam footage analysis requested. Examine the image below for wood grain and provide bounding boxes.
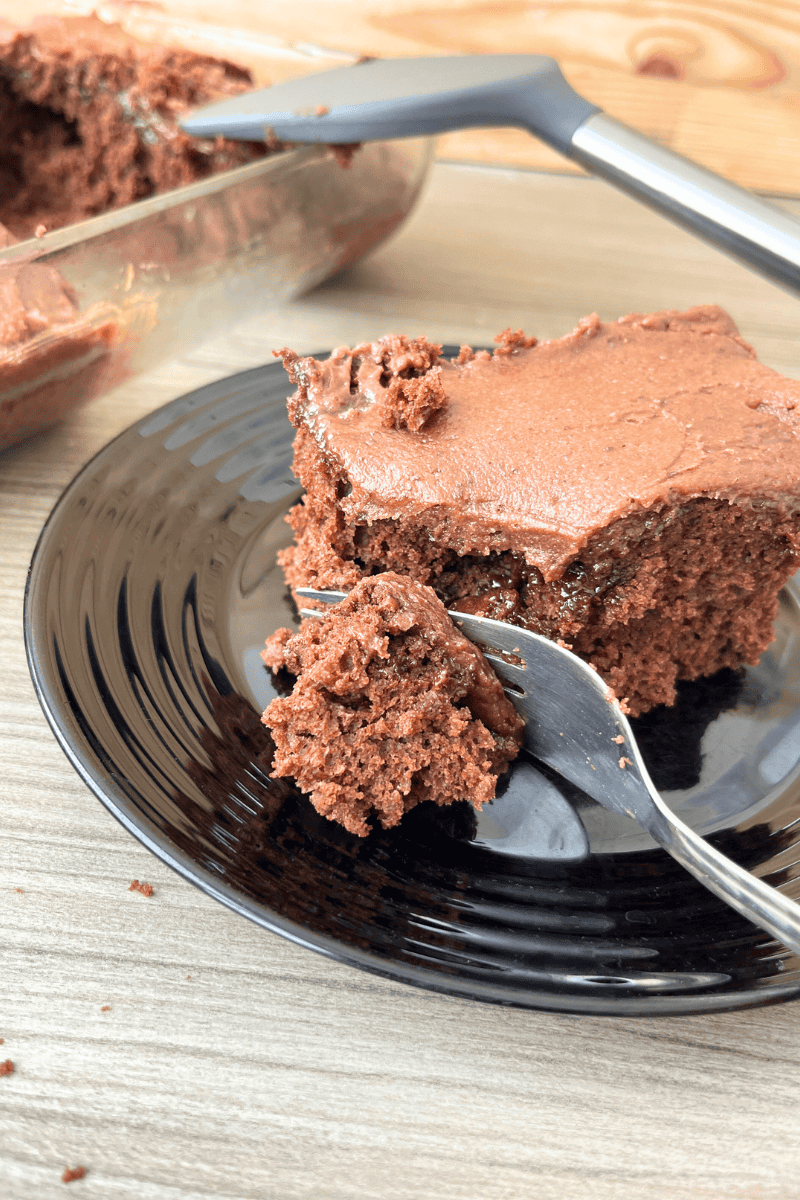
[3,163,800,1199]
[69,0,800,193]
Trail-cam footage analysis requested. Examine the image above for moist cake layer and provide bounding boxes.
[275,309,800,714]
[262,573,523,836]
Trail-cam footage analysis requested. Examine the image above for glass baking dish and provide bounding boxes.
[0,6,433,450]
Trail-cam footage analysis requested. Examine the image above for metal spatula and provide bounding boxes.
[297,586,800,956]
[181,54,800,297]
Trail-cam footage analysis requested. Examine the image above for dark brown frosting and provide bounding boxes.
[283,308,800,581]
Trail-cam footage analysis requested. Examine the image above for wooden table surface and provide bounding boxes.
[55,0,800,195]
[4,162,800,1198]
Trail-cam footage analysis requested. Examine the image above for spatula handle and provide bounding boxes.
[563,112,800,295]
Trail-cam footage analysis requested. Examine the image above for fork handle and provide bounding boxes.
[644,799,800,956]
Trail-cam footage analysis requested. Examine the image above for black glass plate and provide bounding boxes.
[24,357,800,1015]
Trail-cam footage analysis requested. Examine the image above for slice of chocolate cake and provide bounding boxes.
[262,573,523,836]
[275,308,800,715]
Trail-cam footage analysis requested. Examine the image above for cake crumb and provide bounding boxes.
[61,1166,87,1184]
[612,735,625,744]
[618,756,633,769]
[100,1005,111,1012]
[314,103,329,116]
[378,369,447,432]
[575,312,602,338]
[493,328,538,356]
[186,974,191,980]
[13,887,23,893]
[129,879,154,897]
[368,336,447,432]
[0,1059,14,1076]
[330,142,359,168]
[34,223,47,238]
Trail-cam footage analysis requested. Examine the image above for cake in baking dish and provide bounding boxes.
[0,13,267,238]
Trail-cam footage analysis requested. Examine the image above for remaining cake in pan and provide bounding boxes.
[0,221,119,451]
[262,573,523,836]
[274,307,800,715]
[0,14,267,238]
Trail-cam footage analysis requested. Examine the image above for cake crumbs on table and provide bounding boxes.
[129,879,154,897]
[0,1059,15,1076]
[13,887,24,893]
[618,756,633,769]
[612,735,625,744]
[61,1166,87,1183]
[100,1005,111,1012]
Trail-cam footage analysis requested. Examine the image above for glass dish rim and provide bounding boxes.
[0,143,337,264]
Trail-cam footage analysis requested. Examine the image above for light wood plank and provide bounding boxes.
[60,0,800,194]
[5,0,800,191]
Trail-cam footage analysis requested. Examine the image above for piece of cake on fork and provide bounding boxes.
[262,573,523,836]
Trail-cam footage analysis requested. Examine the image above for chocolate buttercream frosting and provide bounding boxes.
[281,309,800,582]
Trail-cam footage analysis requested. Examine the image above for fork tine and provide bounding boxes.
[295,587,529,668]
[296,587,347,606]
[481,652,527,673]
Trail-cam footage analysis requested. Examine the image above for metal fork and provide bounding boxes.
[297,586,800,955]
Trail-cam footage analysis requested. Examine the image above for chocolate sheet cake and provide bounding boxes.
[0,13,275,449]
[274,308,800,715]
[0,15,267,238]
[262,573,523,836]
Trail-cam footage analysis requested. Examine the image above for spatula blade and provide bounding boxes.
[180,54,595,149]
